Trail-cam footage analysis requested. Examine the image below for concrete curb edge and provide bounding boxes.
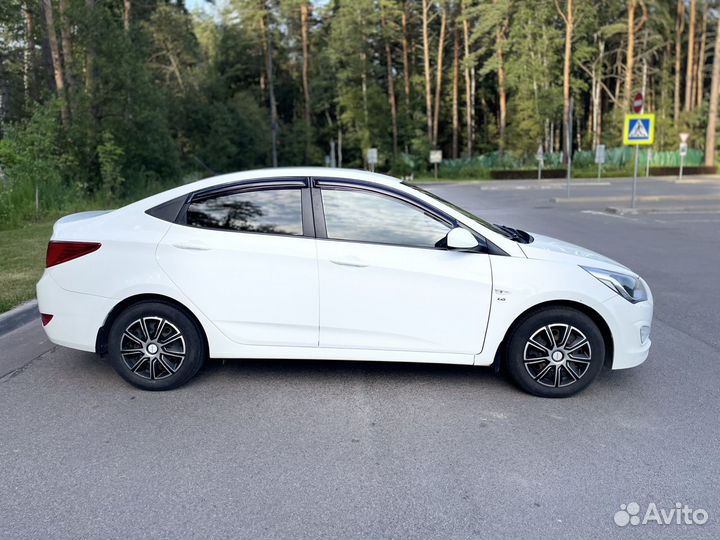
[0,300,39,337]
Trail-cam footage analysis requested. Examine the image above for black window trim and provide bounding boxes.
[310,177,491,253]
[146,175,507,254]
[175,177,314,238]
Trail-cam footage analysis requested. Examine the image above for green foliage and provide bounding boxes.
[98,131,125,200]
[0,102,67,227]
[0,0,718,232]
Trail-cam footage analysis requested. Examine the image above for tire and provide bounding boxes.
[107,301,206,391]
[505,307,605,398]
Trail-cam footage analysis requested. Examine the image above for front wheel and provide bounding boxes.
[107,301,206,391]
[505,307,605,398]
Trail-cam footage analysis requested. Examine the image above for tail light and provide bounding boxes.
[41,314,53,326]
[46,241,101,268]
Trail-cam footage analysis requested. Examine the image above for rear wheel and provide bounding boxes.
[505,307,605,398]
[107,301,205,390]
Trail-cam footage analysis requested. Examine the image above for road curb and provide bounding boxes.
[552,194,720,204]
[605,206,720,215]
[0,300,38,337]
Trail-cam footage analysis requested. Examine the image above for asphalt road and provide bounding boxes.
[1,176,719,539]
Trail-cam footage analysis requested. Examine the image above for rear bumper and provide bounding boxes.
[603,280,654,370]
[36,271,114,352]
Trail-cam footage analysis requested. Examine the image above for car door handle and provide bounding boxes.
[172,242,211,251]
[330,257,368,268]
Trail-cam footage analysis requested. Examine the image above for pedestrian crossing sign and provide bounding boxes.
[623,114,655,145]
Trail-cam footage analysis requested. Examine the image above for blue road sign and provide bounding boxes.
[623,114,655,145]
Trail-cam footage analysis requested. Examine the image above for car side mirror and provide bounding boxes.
[446,227,479,250]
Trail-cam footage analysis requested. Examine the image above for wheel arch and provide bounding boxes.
[95,293,209,356]
[493,299,615,370]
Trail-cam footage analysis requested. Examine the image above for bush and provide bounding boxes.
[0,102,69,228]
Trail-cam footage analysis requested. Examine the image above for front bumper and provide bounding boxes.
[36,271,114,352]
[603,279,654,370]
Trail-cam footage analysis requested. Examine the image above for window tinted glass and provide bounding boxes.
[404,183,513,239]
[322,188,450,248]
[187,188,303,235]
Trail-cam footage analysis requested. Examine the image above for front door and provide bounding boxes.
[315,184,492,356]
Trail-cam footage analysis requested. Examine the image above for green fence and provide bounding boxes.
[439,147,705,176]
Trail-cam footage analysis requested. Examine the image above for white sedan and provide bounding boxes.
[37,167,653,397]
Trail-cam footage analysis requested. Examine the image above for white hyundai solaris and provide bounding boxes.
[37,168,653,397]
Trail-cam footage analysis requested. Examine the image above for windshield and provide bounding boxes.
[404,183,514,239]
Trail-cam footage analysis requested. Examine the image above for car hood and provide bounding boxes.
[520,233,633,274]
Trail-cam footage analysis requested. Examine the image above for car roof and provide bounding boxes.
[204,167,403,186]
[130,167,403,212]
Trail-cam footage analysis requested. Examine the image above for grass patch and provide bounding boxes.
[0,221,54,313]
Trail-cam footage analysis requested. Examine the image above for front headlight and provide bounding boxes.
[581,266,648,303]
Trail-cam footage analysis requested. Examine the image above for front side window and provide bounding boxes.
[321,188,451,248]
[186,188,303,236]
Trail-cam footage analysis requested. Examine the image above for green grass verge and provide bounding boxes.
[0,221,54,313]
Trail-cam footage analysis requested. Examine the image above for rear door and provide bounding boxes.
[157,179,319,347]
[313,180,492,357]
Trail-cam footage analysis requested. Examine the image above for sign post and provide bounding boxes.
[536,145,544,181]
[429,150,442,179]
[645,147,652,178]
[623,112,655,209]
[595,144,606,179]
[679,133,689,180]
[366,147,378,172]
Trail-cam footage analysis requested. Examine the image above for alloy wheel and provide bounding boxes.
[120,317,186,380]
[523,323,592,388]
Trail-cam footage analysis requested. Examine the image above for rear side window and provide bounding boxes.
[186,188,303,236]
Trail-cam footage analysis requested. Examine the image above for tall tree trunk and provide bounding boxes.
[704,15,720,166]
[58,0,74,89]
[42,0,69,128]
[625,0,648,111]
[558,0,574,163]
[587,72,594,140]
[673,0,685,122]
[432,7,446,147]
[300,2,312,160]
[496,15,507,153]
[613,45,623,104]
[624,0,636,112]
[641,29,648,107]
[380,6,398,155]
[451,18,459,159]
[695,1,708,109]
[23,1,35,106]
[123,0,131,32]
[462,3,473,156]
[685,0,697,111]
[421,0,433,145]
[401,5,411,110]
[85,0,95,96]
[260,13,278,167]
[337,125,342,168]
[361,50,369,139]
[0,54,9,133]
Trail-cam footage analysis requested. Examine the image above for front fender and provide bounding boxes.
[475,255,617,366]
